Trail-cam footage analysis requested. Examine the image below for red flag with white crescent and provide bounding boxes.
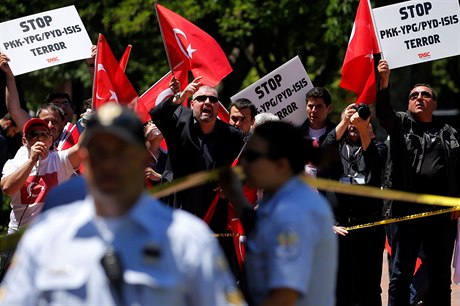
[92,34,138,108]
[20,173,58,205]
[340,0,380,104]
[155,3,232,87]
[92,34,149,123]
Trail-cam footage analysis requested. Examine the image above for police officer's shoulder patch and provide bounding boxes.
[225,289,245,306]
[274,227,300,259]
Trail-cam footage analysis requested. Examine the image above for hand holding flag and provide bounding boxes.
[139,69,188,111]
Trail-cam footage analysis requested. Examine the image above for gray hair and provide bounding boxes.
[254,112,280,128]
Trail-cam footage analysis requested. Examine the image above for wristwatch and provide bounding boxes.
[174,92,182,103]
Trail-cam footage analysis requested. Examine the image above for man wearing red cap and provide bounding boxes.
[1,118,81,234]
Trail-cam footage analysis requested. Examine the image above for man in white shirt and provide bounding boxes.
[0,103,245,306]
[1,118,81,233]
[300,87,336,145]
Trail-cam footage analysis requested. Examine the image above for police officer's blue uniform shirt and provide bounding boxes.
[0,193,245,306]
[245,177,338,306]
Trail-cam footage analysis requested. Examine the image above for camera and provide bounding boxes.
[352,103,371,120]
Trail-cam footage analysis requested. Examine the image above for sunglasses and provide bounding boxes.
[194,95,219,103]
[409,91,432,100]
[27,130,50,140]
[241,149,272,162]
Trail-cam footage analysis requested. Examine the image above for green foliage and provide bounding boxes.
[0,0,458,116]
[1,196,11,234]
[325,0,355,44]
[0,0,26,18]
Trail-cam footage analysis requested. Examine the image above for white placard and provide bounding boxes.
[230,56,313,126]
[0,6,93,75]
[373,0,460,69]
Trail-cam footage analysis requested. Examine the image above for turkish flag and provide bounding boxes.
[139,69,188,111]
[155,3,232,86]
[20,172,58,205]
[119,44,132,72]
[58,123,80,151]
[217,102,230,123]
[93,34,149,123]
[340,0,380,105]
[131,97,151,124]
[92,34,138,108]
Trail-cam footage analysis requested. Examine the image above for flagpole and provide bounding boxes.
[140,71,173,99]
[155,2,176,78]
[139,61,185,99]
[119,45,132,72]
[367,0,384,59]
[91,34,101,109]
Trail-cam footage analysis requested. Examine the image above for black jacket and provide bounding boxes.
[150,98,244,231]
[320,128,387,225]
[376,87,460,216]
[300,118,336,145]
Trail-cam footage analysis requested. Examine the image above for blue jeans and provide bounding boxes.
[388,215,457,306]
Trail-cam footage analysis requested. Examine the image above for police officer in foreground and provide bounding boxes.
[0,103,245,306]
[220,121,337,306]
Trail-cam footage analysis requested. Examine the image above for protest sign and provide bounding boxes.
[0,5,93,75]
[230,56,313,126]
[373,0,460,69]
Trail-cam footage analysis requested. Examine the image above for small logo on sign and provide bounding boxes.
[46,57,60,63]
[417,52,431,59]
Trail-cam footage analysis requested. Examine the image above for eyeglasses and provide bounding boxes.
[241,149,272,162]
[27,130,50,140]
[194,95,219,103]
[409,91,432,100]
[51,100,71,106]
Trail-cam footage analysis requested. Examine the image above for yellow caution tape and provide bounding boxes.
[148,167,222,198]
[344,206,460,231]
[2,167,459,250]
[301,175,460,208]
[149,167,460,208]
[212,233,243,237]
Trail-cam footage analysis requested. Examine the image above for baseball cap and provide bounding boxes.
[82,103,145,146]
[23,118,50,136]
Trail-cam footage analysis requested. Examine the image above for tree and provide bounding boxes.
[1,0,458,121]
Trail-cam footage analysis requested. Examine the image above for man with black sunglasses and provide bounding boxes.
[150,76,245,286]
[377,59,460,306]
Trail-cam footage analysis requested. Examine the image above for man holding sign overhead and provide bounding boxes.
[377,59,460,306]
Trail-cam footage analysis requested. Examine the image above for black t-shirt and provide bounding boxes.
[416,123,448,196]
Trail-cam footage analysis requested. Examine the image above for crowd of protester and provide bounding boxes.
[0,47,459,306]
